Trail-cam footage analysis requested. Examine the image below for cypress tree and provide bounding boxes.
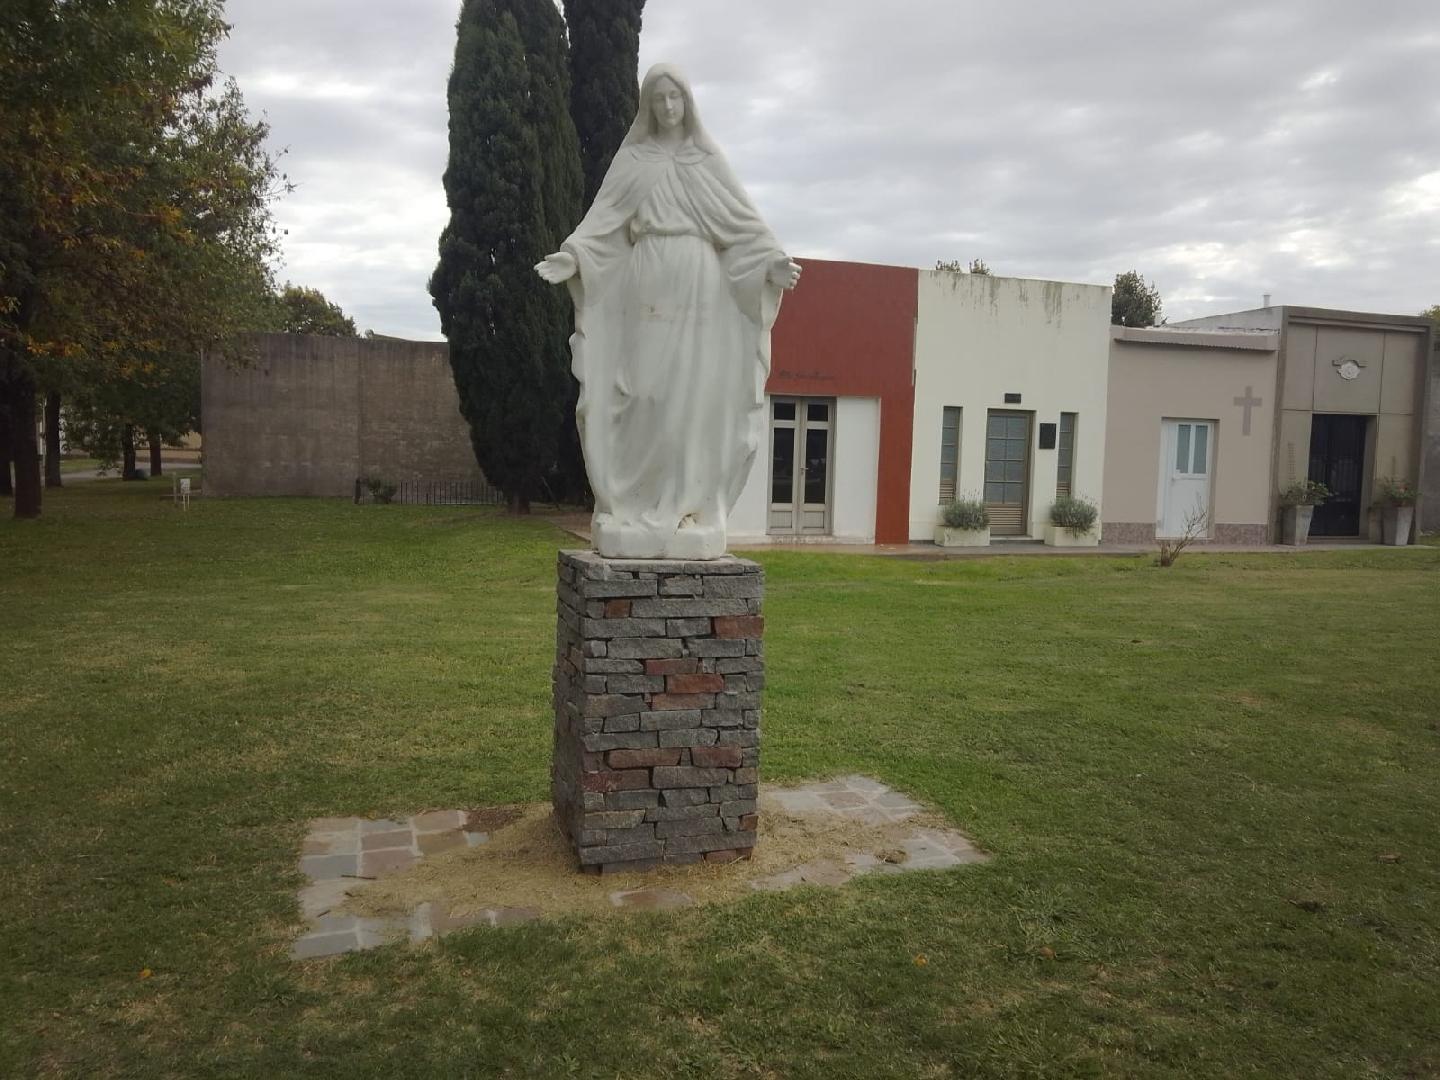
[430,0,582,512]
[563,0,646,207]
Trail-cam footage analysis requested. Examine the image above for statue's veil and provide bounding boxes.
[620,63,720,155]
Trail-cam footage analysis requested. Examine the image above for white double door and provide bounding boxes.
[1158,419,1214,537]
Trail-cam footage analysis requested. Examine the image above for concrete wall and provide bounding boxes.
[908,272,1112,540]
[1275,318,1427,540]
[1426,342,1440,533]
[202,333,481,497]
[1103,328,1278,543]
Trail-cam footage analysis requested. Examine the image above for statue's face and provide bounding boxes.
[650,76,685,132]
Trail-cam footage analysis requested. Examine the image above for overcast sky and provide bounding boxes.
[217,1,1440,340]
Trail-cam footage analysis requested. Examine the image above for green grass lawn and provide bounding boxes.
[2,481,1438,1078]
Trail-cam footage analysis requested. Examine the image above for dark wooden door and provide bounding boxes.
[1308,415,1367,537]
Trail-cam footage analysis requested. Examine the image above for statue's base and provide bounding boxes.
[552,550,763,872]
[592,514,726,561]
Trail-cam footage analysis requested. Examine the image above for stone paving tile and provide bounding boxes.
[289,784,988,959]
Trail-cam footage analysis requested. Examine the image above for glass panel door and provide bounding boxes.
[984,410,1031,535]
[769,397,833,535]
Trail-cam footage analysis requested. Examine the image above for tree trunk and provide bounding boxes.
[121,424,139,479]
[148,429,163,477]
[4,377,41,517]
[44,391,62,488]
[0,404,13,497]
[508,491,531,514]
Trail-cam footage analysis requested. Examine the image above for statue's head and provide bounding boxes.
[627,63,714,151]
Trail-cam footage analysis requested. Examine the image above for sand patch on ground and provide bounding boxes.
[342,789,954,921]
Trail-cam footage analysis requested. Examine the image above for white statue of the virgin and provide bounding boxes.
[536,63,801,560]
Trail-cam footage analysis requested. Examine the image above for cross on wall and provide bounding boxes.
[1233,386,1263,436]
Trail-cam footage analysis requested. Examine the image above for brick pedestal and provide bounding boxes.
[552,550,763,872]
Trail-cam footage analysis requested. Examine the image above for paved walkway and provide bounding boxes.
[536,513,1400,559]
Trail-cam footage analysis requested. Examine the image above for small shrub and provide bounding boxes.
[365,477,398,505]
[941,497,989,530]
[1050,495,1098,534]
[1375,476,1417,507]
[1278,479,1329,506]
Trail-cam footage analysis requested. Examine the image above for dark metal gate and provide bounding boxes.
[1308,415,1368,537]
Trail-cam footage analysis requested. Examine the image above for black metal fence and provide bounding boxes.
[354,477,503,507]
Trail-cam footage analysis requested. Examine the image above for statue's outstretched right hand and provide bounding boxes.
[535,251,577,284]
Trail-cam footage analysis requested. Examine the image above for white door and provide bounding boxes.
[1158,419,1214,537]
[768,397,833,534]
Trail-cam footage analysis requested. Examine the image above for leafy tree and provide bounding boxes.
[0,1,281,518]
[66,350,200,478]
[274,284,358,336]
[1421,304,1439,326]
[934,258,992,275]
[1112,270,1164,327]
[429,0,582,512]
[563,0,645,208]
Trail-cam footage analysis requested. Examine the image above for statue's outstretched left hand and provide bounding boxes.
[535,251,577,284]
[767,254,802,290]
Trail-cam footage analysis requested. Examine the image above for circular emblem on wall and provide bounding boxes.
[1337,358,1361,381]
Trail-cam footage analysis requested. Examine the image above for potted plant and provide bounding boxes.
[1375,476,1417,546]
[935,496,990,547]
[1277,479,1329,545]
[1044,494,1100,547]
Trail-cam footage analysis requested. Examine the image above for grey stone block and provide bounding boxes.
[702,709,744,728]
[582,617,668,639]
[583,658,644,674]
[653,766,732,788]
[717,730,760,747]
[661,788,711,807]
[655,816,726,838]
[647,802,721,822]
[583,810,646,830]
[577,840,664,866]
[665,830,757,854]
[689,639,746,657]
[666,617,712,638]
[715,657,763,674]
[605,790,660,810]
[717,799,757,816]
[608,637,684,659]
[583,694,645,718]
[603,824,657,845]
[658,728,718,747]
[607,675,665,694]
[712,783,758,801]
[702,575,764,598]
[640,710,704,731]
[602,714,640,733]
[659,575,701,596]
[582,731,658,751]
[631,597,751,618]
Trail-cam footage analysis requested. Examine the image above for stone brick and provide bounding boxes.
[653,766,732,788]
[716,692,761,710]
[630,597,751,618]
[583,658,644,674]
[581,751,605,772]
[659,575,701,596]
[602,714,640,733]
[577,840,663,866]
[603,599,632,618]
[580,580,657,599]
[580,769,652,793]
[607,747,682,768]
[655,816,726,838]
[582,810,646,830]
[658,727,718,747]
[582,675,607,694]
[661,787,711,807]
[717,799,757,817]
[715,657,763,674]
[581,792,604,811]
[738,813,759,831]
[583,640,607,658]
[607,675,665,694]
[666,617,712,638]
[668,673,725,694]
[701,574,764,598]
[644,658,699,676]
[691,745,742,768]
[666,830,757,854]
[741,748,760,767]
[603,824,656,845]
[582,617,668,640]
[639,709,704,731]
[713,783,758,801]
[702,709,744,728]
[733,767,758,784]
[604,790,660,810]
[608,637,684,659]
[583,694,645,719]
[652,692,715,711]
[689,639,746,657]
[713,615,764,639]
[582,731,657,752]
[646,802,721,822]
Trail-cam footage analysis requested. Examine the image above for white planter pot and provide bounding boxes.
[1043,524,1099,548]
[1280,505,1313,545]
[934,525,990,548]
[1381,505,1414,546]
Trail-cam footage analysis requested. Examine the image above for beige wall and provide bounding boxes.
[1104,336,1278,539]
[1275,320,1426,539]
[909,273,1112,539]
